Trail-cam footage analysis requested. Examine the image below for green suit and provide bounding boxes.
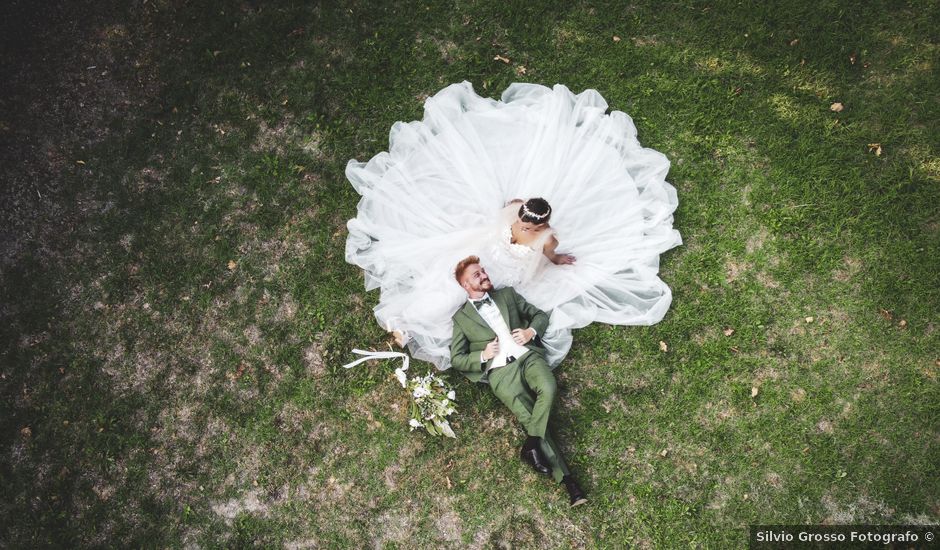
[450,287,570,482]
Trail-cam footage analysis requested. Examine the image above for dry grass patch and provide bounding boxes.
[746,226,771,254]
[724,258,750,284]
[302,336,327,379]
[832,255,862,282]
[211,487,268,525]
[249,115,322,157]
[696,401,739,430]
[821,492,897,523]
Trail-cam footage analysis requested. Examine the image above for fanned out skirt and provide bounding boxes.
[346,81,682,369]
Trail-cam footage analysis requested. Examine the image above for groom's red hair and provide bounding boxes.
[454,255,481,284]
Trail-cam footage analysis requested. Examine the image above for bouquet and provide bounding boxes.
[343,349,457,438]
[395,366,457,438]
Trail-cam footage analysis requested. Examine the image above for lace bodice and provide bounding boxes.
[486,220,552,288]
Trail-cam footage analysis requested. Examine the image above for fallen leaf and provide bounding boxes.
[227,260,237,270]
[446,476,452,489]
[493,54,510,64]
[20,426,31,438]
[723,327,735,336]
[867,143,882,156]
[659,340,668,352]
[660,448,668,457]
[898,319,907,329]
[830,102,844,112]
[743,493,749,500]
[789,38,799,46]
[229,363,248,381]
[751,386,759,398]
[75,160,86,165]
[515,65,527,75]
[613,35,621,42]
[879,308,893,321]
[849,53,857,64]
[805,316,814,323]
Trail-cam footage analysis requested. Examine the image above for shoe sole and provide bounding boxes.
[570,497,588,507]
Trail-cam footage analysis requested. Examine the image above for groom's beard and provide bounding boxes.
[468,278,492,294]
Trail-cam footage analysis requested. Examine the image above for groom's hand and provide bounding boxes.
[512,328,536,345]
[482,338,499,361]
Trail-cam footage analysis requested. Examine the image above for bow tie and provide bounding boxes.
[473,297,492,309]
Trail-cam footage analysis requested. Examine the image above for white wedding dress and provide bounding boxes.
[345,82,681,370]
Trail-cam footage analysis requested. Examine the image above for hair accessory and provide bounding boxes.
[521,203,550,221]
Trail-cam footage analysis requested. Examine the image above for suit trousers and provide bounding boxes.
[486,352,570,482]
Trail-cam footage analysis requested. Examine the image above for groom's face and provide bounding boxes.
[460,263,493,294]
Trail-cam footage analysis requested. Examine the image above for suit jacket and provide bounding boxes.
[450,287,549,383]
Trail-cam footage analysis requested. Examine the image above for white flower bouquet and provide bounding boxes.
[396,366,457,438]
[343,349,457,438]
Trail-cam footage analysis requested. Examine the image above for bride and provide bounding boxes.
[345,81,681,369]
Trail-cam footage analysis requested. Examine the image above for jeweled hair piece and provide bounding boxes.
[521,202,550,221]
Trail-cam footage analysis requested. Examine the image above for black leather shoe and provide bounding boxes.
[563,477,588,507]
[519,445,551,475]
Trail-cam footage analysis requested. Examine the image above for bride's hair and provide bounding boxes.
[518,197,551,225]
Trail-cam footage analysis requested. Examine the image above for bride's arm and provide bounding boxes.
[543,235,576,265]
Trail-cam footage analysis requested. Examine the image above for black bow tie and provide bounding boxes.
[473,297,492,309]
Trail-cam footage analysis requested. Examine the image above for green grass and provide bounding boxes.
[1,0,937,547]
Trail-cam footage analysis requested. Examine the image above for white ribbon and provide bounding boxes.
[342,349,411,387]
[342,349,410,370]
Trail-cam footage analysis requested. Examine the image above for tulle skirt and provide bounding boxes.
[346,81,681,369]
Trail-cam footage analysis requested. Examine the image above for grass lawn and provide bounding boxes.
[1,0,937,547]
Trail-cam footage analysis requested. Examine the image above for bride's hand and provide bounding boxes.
[553,253,576,265]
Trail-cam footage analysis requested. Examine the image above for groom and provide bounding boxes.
[450,255,587,506]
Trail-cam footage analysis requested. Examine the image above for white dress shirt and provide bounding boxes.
[471,293,532,370]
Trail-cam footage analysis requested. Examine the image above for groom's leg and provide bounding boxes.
[518,354,570,482]
[518,353,556,439]
[488,358,571,482]
[539,432,570,483]
[488,357,555,438]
